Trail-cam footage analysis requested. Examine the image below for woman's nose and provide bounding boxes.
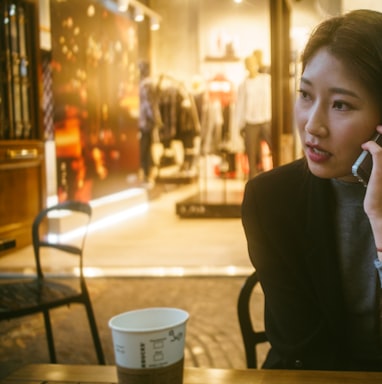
[304,105,328,137]
[305,122,327,137]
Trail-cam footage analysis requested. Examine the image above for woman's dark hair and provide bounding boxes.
[301,9,382,110]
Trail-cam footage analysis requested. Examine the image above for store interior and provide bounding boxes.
[2,0,382,377]
[2,1,381,250]
[0,0,348,275]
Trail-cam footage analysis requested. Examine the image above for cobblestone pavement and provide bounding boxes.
[0,276,269,379]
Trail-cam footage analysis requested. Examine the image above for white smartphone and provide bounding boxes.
[352,133,382,187]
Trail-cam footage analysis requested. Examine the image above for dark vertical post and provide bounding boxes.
[270,0,292,167]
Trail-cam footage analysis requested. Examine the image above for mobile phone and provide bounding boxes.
[352,133,382,187]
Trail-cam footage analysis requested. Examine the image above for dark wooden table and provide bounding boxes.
[2,364,382,384]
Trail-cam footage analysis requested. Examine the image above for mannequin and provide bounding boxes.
[236,50,271,178]
[138,61,161,184]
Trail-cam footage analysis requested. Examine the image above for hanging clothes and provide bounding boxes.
[157,86,181,146]
[154,74,201,172]
[201,73,234,154]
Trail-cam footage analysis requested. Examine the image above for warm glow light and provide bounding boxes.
[208,80,232,93]
[80,265,254,278]
[79,267,105,277]
[45,188,148,244]
[90,188,143,208]
[150,17,160,31]
[89,203,148,233]
[291,27,310,53]
[47,202,149,243]
[87,4,95,17]
[118,0,129,12]
[134,7,144,22]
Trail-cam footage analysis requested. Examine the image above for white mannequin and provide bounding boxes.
[236,50,271,178]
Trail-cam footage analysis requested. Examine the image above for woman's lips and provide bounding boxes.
[305,144,332,163]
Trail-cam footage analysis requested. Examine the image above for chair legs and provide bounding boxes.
[43,302,105,365]
[245,337,257,369]
[84,299,106,365]
[43,310,57,363]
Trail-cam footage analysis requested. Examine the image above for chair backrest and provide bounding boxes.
[237,270,268,368]
[32,201,92,278]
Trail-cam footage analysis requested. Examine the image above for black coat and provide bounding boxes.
[241,158,382,371]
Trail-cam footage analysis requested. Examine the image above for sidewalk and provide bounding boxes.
[0,180,253,277]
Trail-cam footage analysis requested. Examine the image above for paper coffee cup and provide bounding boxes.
[109,307,189,369]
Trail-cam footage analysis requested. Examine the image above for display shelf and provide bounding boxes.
[176,189,242,218]
[156,173,198,185]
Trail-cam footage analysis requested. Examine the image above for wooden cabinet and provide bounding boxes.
[0,0,45,251]
[0,141,45,249]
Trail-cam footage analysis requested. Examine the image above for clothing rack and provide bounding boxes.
[153,73,201,184]
[171,74,243,218]
[157,74,201,134]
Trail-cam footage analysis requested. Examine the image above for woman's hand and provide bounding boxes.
[363,126,382,257]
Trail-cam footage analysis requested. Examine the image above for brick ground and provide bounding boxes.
[0,276,269,379]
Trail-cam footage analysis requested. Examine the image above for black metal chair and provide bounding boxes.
[237,270,268,368]
[0,201,105,364]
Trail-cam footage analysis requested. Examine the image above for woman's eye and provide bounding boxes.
[332,100,352,111]
[297,89,310,101]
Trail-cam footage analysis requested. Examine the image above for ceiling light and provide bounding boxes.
[150,17,160,31]
[134,7,144,22]
[118,0,129,12]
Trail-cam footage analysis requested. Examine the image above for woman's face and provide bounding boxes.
[295,47,381,181]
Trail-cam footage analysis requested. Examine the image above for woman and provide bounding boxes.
[242,9,382,371]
